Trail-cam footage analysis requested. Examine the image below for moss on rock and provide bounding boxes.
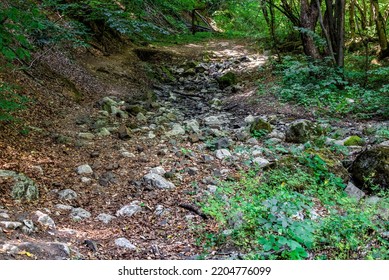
[250,118,273,135]
[217,72,237,89]
[285,119,324,143]
[343,135,365,146]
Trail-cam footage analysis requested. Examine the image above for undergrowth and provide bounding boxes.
[263,55,389,119]
[198,151,389,260]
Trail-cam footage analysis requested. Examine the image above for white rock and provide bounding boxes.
[58,189,77,200]
[115,238,136,250]
[252,157,270,168]
[165,123,185,137]
[0,221,22,230]
[55,204,73,211]
[344,182,365,202]
[76,164,93,175]
[215,149,232,160]
[35,210,56,229]
[244,115,255,124]
[96,213,115,224]
[154,205,164,216]
[116,203,142,217]
[150,166,166,176]
[143,173,175,189]
[81,177,92,184]
[184,119,200,133]
[207,185,218,193]
[0,212,10,219]
[70,208,91,220]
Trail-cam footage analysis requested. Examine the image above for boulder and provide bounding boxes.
[351,145,389,192]
[285,119,323,143]
[249,118,272,135]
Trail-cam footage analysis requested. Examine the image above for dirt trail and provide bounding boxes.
[0,39,271,259]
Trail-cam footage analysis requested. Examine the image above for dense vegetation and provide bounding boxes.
[0,0,388,260]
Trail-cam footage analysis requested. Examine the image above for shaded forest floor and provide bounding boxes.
[0,38,387,260]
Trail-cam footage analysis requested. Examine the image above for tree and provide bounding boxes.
[371,0,389,58]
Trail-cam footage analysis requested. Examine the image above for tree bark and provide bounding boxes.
[300,0,321,59]
[371,0,389,58]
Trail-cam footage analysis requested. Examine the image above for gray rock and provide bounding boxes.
[204,115,227,128]
[246,138,259,145]
[81,177,92,184]
[2,244,20,255]
[0,221,22,230]
[215,149,232,160]
[365,196,381,205]
[0,212,10,219]
[0,170,39,201]
[184,119,200,134]
[165,123,185,137]
[285,119,323,143]
[143,173,175,189]
[114,238,136,250]
[55,204,73,211]
[71,208,91,220]
[35,211,56,229]
[97,128,111,137]
[216,137,231,149]
[252,157,270,168]
[22,220,35,235]
[207,185,218,193]
[99,172,117,187]
[244,115,255,124]
[76,164,93,175]
[96,213,115,224]
[58,189,78,200]
[136,112,147,122]
[187,167,199,176]
[344,182,365,202]
[154,205,164,216]
[116,203,142,217]
[150,166,166,176]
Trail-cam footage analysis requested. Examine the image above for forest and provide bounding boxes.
[0,0,388,260]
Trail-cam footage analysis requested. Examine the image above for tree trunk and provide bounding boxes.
[300,0,321,59]
[349,0,356,39]
[371,0,389,58]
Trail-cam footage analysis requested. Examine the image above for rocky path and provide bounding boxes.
[0,40,388,260]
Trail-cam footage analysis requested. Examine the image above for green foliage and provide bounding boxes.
[251,129,268,139]
[0,82,28,122]
[270,55,389,118]
[199,149,388,260]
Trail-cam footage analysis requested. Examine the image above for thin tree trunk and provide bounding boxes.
[349,0,356,39]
